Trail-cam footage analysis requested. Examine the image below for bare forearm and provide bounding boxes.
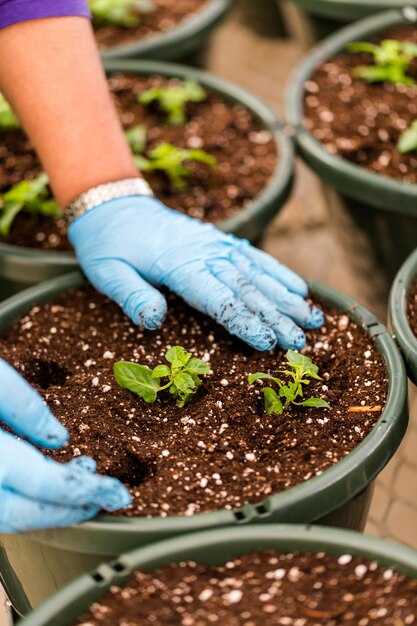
[0,17,138,206]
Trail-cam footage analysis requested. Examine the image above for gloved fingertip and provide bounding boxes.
[278,327,306,351]
[127,293,167,330]
[69,456,97,473]
[247,326,277,352]
[42,418,69,449]
[304,305,325,330]
[94,478,132,512]
[140,299,168,330]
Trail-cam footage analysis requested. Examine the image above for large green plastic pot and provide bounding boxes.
[280,0,417,43]
[0,270,408,616]
[389,247,417,386]
[286,8,417,294]
[19,525,417,626]
[0,58,294,301]
[98,0,231,62]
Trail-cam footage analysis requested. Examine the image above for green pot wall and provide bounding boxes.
[389,247,417,386]
[0,58,294,300]
[99,0,231,62]
[20,525,417,626]
[281,0,417,42]
[0,271,408,616]
[285,8,417,290]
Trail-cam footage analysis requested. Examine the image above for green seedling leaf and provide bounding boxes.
[138,142,217,190]
[125,124,148,154]
[348,38,417,86]
[248,350,329,417]
[397,119,417,154]
[90,0,154,27]
[0,92,20,131]
[0,173,62,237]
[138,79,207,126]
[114,345,209,407]
[114,361,160,403]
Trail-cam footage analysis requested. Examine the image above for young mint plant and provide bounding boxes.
[138,79,207,126]
[0,173,62,237]
[0,92,20,131]
[348,39,417,86]
[114,346,210,408]
[248,350,330,416]
[134,142,217,190]
[397,119,417,154]
[90,0,154,27]
[125,124,148,154]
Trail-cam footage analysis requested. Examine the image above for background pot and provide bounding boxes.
[389,247,417,386]
[0,58,294,301]
[98,0,231,63]
[0,270,407,616]
[278,0,417,46]
[19,524,417,626]
[285,8,417,307]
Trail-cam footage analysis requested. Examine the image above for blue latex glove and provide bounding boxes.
[0,359,131,532]
[70,196,323,350]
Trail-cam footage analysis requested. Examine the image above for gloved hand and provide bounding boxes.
[70,196,323,351]
[0,359,131,532]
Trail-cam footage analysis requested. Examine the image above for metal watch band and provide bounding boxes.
[65,178,154,223]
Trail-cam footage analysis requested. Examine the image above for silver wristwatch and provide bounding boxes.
[65,178,154,223]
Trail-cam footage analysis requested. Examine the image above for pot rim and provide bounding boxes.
[287,0,417,21]
[0,271,407,549]
[19,524,417,626]
[285,7,417,215]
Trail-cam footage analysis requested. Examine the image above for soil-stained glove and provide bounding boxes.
[70,196,323,351]
[0,359,131,532]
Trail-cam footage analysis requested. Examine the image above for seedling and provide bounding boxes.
[114,346,210,407]
[0,173,62,237]
[248,350,330,416]
[135,142,217,190]
[347,39,417,86]
[397,119,417,154]
[125,124,148,154]
[0,93,20,131]
[138,79,207,126]
[89,0,154,27]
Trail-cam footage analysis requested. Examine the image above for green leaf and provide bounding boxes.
[0,202,22,237]
[172,372,196,393]
[263,388,283,415]
[285,350,321,380]
[299,398,330,409]
[248,372,281,385]
[186,358,210,375]
[397,120,417,154]
[152,364,170,378]
[138,79,206,126]
[349,38,417,86]
[114,361,160,403]
[0,93,20,131]
[165,346,191,366]
[90,0,154,27]
[125,124,148,154]
[347,41,378,55]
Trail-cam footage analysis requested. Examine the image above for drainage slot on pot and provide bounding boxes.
[91,572,105,583]
[112,563,127,573]
[234,510,247,522]
[255,502,271,517]
[25,359,69,389]
[111,452,156,488]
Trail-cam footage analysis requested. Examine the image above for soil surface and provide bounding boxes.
[304,26,417,184]
[0,74,276,251]
[0,288,387,517]
[407,280,417,339]
[93,0,208,50]
[76,550,417,625]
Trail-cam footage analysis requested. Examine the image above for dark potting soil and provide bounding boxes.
[93,0,208,50]
[0,288,387,517]
[76,550,417,626]
[0,74,276,252]
[304,26,417,184]
[407,280,417,339]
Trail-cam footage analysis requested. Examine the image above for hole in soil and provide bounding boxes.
[111,452,156,488]
[25,359,69,389]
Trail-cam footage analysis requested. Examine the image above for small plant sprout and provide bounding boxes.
[397,119,417,154]
[347,39,417,86]
[0,92,20,131]
[248,350,330,416]
[134,142,218,190]
[114,346,210,408]
[125,124,148,154]
[0,173,62,237]
[89,0,154,27]
[138,79,207,126]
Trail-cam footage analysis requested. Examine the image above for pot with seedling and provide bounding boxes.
[0,59,294,299]
[286,7,417,303]
[0,269,407,615]
[90,0,232,63]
